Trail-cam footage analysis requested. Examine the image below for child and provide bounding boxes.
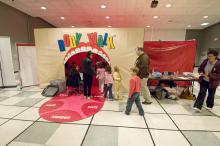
[96,62,105,93]
[113,66,122,100]
[125,67,144,116]
[66,63,81,95]
[104,65,113,100]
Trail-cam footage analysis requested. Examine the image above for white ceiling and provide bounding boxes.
[1,0,220,29]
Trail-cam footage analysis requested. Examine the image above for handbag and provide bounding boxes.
[180,87,195,100]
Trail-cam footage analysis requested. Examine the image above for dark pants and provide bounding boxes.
[157,80,177,88]
[194,79,216,109]
[104,84,113,99]
[125,92,144,115]
[83,73,93,97]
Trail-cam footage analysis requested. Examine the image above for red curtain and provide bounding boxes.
[144,40,197,73]
[144,40,197,87]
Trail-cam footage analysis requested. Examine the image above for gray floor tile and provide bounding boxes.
[157,99,178,104]
[0,120,33,146]
[0,96,10,102]
[14,91,39,97]
[15,122,60,145]
[183,105,214,116]
[15,98,44,106]
[216,95,220,99]
[45,124,88,146]
[83,125,118,146]
[119,101,126,112]
[183,131,220,146]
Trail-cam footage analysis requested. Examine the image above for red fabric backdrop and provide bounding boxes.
[144,40,197,73]
[144,40,197,87]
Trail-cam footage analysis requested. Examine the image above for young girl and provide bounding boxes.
[113,66,122,100]
[96,62,105,93]
[66,63,81,95]
[125,67,144,116]
[104,65,113,100]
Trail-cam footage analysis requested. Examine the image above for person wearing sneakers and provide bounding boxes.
[81,51,95,99]
[193,50,220,112]
[125,67,144,116]
[135,47,152,104]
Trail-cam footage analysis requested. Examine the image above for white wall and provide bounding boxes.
[144,29,186,41]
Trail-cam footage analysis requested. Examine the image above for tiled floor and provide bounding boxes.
[0,83,220,146]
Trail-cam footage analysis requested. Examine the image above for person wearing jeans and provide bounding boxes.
[104,65,113,100]
[125,67,144,116]
[193,50,220,112]
[104,84,113,100]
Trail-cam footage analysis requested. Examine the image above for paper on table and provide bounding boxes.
[177,77,189,80]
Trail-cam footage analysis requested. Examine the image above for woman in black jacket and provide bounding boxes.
[81,51,95,99]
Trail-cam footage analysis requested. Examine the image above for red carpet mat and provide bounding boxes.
[39,86,105,123]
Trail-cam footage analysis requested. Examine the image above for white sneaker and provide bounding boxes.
[88,96,93,99]
[193,107,201,113]
[206,107,213,110]
[107,99,113,101]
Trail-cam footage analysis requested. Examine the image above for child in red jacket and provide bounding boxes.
[125,67,144,116]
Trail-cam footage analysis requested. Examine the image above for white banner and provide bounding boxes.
[17,44,39,87]
[0,37,16,87]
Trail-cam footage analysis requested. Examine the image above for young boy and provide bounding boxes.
[125,67,144,116]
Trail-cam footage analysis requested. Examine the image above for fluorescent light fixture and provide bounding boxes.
[108,26,112,28]
[41,6,47,10]
[100,5,107,9]
[105,16,111,19]
[201,22,209,26]
[71,26,75,28]
[166,4,172,8]
[153,16,158,19]
[146,25,151,28]
[203,16,209,19]
[60,17,65,20]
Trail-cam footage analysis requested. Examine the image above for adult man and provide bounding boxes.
[135,47,152,104]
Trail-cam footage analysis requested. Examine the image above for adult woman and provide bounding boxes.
[194,50,220,112]
[81,51,94,99]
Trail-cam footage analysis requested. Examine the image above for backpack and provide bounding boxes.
[41,85,59,97]
[50,79,66,94]
[154,86,169,100]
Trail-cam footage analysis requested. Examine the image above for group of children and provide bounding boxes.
[96,62,122,100]
[66,61,123,100]
[66,61,144,116]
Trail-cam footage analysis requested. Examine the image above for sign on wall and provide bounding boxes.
[58,32,115,52]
